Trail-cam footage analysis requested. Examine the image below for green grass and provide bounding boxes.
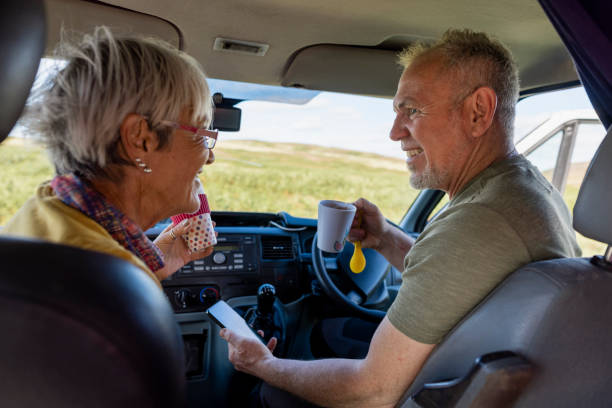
[202,140,415,222]
[0,138,416,225]
[0,139,54,225]
[0,137,606,257]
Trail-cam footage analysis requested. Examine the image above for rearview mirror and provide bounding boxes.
[212,93,242,131]
[212,106,241,131]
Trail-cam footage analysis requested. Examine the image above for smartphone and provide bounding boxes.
[206,300,264,344]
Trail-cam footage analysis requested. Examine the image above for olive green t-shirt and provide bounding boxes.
[387,155,581,344]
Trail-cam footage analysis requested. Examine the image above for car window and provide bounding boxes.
[517,88,606,257]
[524,129,563,181]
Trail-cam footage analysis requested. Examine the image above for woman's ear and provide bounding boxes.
[467,86,497,138]
[119,114,157,160]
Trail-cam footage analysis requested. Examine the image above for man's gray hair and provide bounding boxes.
[399,29,519,138]
[27,26,213,178]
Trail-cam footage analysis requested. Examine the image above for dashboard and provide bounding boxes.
[147,211,319,314]
[144,211,325,395]
[144,211,391,406]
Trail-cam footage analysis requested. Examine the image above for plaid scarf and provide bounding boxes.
[51,173,165,272]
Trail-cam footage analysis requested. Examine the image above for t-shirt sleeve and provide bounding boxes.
[387,203,531,344]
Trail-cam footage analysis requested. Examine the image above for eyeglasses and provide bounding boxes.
[160,120,218,149]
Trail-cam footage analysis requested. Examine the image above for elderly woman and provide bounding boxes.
[1,27,217,285]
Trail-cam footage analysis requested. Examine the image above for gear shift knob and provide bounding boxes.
[257,283,276,315]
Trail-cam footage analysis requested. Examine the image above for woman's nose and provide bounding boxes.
[206,149,215,165]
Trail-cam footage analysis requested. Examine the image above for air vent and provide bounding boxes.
[261,236,294,259]
[213,37,269,56]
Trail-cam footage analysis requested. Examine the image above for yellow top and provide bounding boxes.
[1,182,161,288]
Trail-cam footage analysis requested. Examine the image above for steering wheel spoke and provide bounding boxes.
[346,290,365,305]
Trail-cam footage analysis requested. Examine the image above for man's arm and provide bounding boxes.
[375,224,415,270]
[221,316,435,408]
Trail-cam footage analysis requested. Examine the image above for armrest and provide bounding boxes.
[405,351,533,408]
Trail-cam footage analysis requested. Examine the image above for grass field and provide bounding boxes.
[0,137,606,257]
[0,138,416,224]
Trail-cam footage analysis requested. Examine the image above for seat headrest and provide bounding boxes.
[0,0,46,142]
[573,126,612,245]
[0,237,186,407]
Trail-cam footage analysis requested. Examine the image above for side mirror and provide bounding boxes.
[212,93,242,132]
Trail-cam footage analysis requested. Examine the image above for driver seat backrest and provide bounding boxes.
[0,1,186,407]
[399,126,612,408]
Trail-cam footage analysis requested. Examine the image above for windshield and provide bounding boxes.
[205,78,413,221]
[0,61,607,261]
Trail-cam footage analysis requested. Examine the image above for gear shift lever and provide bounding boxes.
[246,283,278,344]
[257,283,276,316]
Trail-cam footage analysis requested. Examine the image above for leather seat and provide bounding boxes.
[0,1,186,407]
[399,127,612,407]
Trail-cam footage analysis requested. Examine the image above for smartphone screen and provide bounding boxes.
[206,300,264,344]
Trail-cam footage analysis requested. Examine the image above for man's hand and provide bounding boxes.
[349,198,414,270]
[153,219,216,280]
[220,328,277,376]
[348,198,389,252]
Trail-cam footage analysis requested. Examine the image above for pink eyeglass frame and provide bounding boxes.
[160,120,218,149]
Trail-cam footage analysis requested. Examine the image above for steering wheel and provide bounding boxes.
[312,233,387,321]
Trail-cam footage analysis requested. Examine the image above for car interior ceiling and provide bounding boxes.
[1,0,612,407]
[44,0,579,98]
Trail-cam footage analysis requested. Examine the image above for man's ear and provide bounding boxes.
[119,114,157,161]
[466,86,497,138]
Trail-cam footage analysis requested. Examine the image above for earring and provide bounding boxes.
[135,158,153,173]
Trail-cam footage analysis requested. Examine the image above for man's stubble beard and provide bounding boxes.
[408,163,449,191]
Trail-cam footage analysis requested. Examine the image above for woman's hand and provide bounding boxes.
[153,219,216,280]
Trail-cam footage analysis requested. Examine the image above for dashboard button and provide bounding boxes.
[213,252,226,264]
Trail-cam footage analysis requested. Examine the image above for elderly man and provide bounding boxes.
[220,29,581,408]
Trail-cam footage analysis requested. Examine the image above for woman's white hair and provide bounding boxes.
[27,26,213,178]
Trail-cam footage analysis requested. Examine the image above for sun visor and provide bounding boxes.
[45,0,181,52]
[282,45,403,98]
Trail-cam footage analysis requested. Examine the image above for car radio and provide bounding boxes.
[177,234,258,275]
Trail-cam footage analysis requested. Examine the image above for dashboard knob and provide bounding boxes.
[213,252,226,264]
[200,286,220,305]
[173,288,192,310]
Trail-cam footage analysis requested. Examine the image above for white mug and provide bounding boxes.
[317,200,356,252]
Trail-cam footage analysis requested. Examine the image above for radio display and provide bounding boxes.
[214,245,240,252]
